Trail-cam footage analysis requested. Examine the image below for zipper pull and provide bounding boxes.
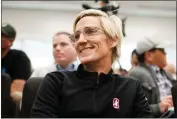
[97,80,99,84]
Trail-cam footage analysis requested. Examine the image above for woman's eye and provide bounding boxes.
[85,28,96,34]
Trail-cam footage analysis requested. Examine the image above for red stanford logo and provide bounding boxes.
[113,98,119,109]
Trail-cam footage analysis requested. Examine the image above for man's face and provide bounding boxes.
[131,54,139,67]
[150,48,167,68]
[74,16,114,64]
[53,34,77,66]
[1,34,14,52]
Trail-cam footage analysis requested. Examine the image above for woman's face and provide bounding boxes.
[74,16,114,65]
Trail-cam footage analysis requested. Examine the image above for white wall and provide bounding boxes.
[2,8,176,70]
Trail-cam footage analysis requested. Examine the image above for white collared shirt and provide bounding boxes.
[30,60,80,78]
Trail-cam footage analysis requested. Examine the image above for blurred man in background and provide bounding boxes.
[129,36,174,117]
[1,23,32,104]
[129,49,139,71]
[31,31,79,77]
[164,63,176,80]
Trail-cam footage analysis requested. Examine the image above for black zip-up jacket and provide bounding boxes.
[31,64,153,118]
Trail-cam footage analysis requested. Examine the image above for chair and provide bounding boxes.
[20,77,43,118]
[171,83,177,117]
[1,73,16,118]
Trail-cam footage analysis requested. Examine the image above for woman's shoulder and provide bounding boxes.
[112,74,140,87]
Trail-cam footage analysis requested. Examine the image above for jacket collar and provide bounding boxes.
[139,63,158,86]
[76,64,113,83]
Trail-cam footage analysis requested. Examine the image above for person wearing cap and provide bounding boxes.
[129,36,174,117]
[1,23,32,104]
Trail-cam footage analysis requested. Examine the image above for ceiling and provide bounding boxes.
[2,1,176,18]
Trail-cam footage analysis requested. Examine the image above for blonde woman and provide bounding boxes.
[31,9,153,118]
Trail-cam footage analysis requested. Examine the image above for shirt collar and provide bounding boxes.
[148,64,161,72]
[56,60,80,71]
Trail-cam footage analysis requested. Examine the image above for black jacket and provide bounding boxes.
[31,64,153,118]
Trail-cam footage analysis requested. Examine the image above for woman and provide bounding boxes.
[31,9,153,118]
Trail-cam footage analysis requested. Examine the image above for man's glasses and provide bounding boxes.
[71,27,105,43]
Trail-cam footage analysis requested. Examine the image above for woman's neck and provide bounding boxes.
[84,56,112,75]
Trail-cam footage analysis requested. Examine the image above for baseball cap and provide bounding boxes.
[2,23,16,39]
[136,36,171,55]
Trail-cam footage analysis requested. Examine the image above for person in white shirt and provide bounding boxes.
[31,31,80,78]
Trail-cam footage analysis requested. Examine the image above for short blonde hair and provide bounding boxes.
[73,9,124,63]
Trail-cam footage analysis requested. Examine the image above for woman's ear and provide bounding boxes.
[108,38,119,48]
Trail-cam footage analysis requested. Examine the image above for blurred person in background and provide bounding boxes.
[164,63,176,80]
[30,31,79,77]
[1,23,32,104]
[129,36,175,117]
[129,49,139,71]
[114,60,128,76]
[31,9,152,118]
[114,67,128,76]
[114,68,128,76]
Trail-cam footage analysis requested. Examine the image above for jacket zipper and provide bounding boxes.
[94,77,99,113]
[97,79,99,84]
